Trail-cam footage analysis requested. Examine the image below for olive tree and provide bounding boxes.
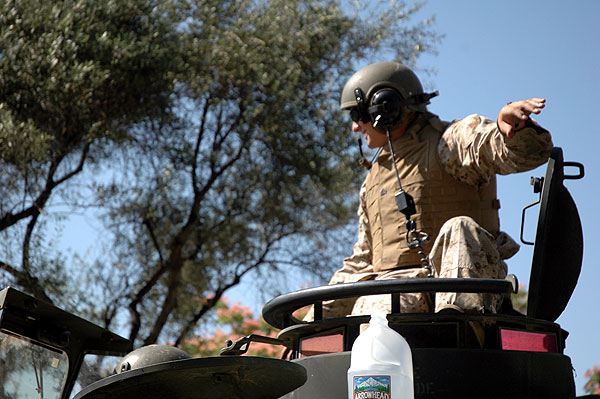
[0,0,180,301]
[0,0,438,348]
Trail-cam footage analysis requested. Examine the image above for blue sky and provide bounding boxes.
[411,0,599,393]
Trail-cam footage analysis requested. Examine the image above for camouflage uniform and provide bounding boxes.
[308,113,551,320]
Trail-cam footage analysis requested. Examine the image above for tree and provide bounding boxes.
[0,0,181,302]
[0,0,439,349]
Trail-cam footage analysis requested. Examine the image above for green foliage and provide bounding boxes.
[0,0,177,135]
[511,283,528,314]
[0,0,181,304]
[0,0,178,168]
[0,0,439,347]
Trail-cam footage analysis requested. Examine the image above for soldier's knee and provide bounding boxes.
[439,216,479,233]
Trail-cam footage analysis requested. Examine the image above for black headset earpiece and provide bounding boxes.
[368,88,404,132]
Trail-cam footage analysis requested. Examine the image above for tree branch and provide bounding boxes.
[0,260,52,303]
[191,96,211,194]
[0,144,91,302]
[143,217,165,264]
[142,265,182,345]
[127,259,169,343]
[0,143,90,230]
[173,240,276,346]
[136,101,252,345]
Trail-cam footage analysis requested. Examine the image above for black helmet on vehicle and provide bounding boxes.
[340,62,438,131]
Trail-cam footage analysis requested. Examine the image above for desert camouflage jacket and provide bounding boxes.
[328,113,553,285]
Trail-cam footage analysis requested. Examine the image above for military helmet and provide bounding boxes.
[340,62,437,131]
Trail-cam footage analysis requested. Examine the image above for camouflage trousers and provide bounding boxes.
[307,216,510,320]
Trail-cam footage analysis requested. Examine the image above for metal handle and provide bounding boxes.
[563,161,585,180]
[220,334,283,356]
[520,199,540,245]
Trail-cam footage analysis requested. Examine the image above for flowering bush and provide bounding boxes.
[182,298,308,358]
[585,365,600,395]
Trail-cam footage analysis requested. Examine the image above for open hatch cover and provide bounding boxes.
[525,147,584,321]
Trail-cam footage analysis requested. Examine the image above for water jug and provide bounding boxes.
[347,313,414,399]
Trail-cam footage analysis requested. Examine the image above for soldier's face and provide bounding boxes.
[352,121,388,148]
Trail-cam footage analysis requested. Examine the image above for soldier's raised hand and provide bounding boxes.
[497,98,546,138]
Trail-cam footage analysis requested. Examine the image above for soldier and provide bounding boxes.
[314,61,552,318]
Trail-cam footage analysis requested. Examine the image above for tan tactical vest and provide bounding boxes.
[365,114,500,272]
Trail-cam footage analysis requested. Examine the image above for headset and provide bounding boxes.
[368,89,404,132]
[350,87,439,133]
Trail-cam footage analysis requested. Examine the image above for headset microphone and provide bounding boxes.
[357,138,371,169]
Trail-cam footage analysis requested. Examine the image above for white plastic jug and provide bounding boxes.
[347,313,414,399]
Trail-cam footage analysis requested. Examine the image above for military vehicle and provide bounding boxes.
[0,147,593,398]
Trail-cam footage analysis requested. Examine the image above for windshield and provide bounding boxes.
[70,354,120,397]
[0,330,69,399]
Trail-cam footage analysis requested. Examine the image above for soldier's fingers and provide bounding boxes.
[527,97,546,105]
[521,98,546,113]
[520,97,545,104]
[513,101,540,117]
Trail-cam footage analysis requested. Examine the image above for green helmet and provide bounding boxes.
[340,62,437,130]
